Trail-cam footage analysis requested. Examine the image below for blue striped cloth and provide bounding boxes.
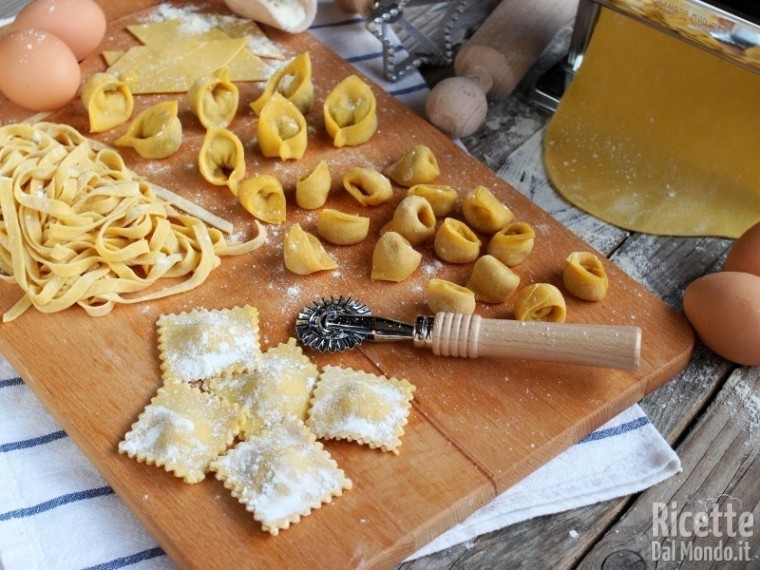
[0,2,680,568]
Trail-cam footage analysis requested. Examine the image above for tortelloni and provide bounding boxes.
[80,72,134,133]
[563,251,609,301]
[238,174,286,224]
[283,223,338,275]
[324,75,378,147]
[487,221,535,267]
[428,278,476,315]
[343,167,393,206]
[316,209,370,245]
[407,184,458,217]
[296,160,331,210]
[462,186,514,234]
[434,218,481,263]
[371,232,421,282]
[384,144,440,187]
[380,195,436,245]
[513,283,566,323]
[466,255,520,303]
[188,67,239,129]
[115,100,182,159]
[198,127,246,192]
[250,52,314,116]
[257,93,308,160]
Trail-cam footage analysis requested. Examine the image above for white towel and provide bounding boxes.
[0,3,680,569]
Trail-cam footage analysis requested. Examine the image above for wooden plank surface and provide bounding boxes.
[0,1,695,567]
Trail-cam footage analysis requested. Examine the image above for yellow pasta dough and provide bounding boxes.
[307,365,415,455]
[238,174,286,224]
[380,195,436,246]
[461,185,514,234]
[257,93,308,160]
[407,183,458,217]
[466,255,520,303]
[487,221,535,267]
[513,283,566,323]
[198,127,246,192]
[563,251,609,301]
[210,417,352,535]
[323,75,378,147]
[296,160,331,210]
[188,67,239,129]
[283,223,338,275]
[371,232,422,282]
[342,167,393,206]
[80,72,134,133]
[250,52,314,115]
[119,380,246,484]
[434,217,481,264]
[427,278,476,314]
[316,209,370,245]
[384,144,440,187]
[115,100,183,159]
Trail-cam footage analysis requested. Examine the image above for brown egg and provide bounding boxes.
[683,272,760,366]
[724,221,760,276]
[0,28,82,112]
[12,0,106,61]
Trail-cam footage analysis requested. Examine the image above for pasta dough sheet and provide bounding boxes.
[544,9,760,238]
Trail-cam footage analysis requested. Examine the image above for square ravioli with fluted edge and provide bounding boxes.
[157,305,261,383]
[306,365,415,455]
[210,418,352,535]
[118,380,246,484]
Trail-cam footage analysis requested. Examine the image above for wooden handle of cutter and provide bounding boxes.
[426,0,579,137]
[429,313,641,370]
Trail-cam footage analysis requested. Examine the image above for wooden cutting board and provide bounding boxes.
[0,1,694,568]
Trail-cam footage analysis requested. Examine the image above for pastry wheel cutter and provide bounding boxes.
[295,296,641,370]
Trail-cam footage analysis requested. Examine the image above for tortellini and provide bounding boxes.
[283,223,338,275]
[188,67,239,129]
[238,174,286,224]
[323,75,378,147]
[80,72,134,133]
[316,209,370,245]
[384,144,440,187]
[115,100,182,159]
[257,93,308,160]
[343,167,393,206]
[434,218,481,264]
[466,255,520,303]
[563,251,609,301]
[371,232,421,282]
[380,195,436,245]
[428,278,476,315]
[487,221,535,266]
[407,184,458,217]
[462,186,514,234]
[513,283,566,323]
[250,52,314,116]
[198,127,246,192]
[296,160,331,210]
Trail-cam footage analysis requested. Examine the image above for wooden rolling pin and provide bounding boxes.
[427,0,579,137]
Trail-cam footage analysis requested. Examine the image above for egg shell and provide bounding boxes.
[724,221,760,277]
[12,0,106,61]
[683,271,760,366]
[0,28,82,112]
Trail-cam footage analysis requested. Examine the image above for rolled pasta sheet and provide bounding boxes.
[257,93,308,160]
[342,167,393,206]
[296,160,331,209]
[384,144,440,187]
[466,255,520,303]
[434,217,481,264]
[198,127,246,193]
[380,195,436,245]
[250,52,314,116]
[563,251,609,301]
[462,186,514,234]
[80,72,134,133]
[283,223,338,275]
[238,174,286,224]
[407,183,458,217]
[323,75,377,147]
[487,221,535,267]
[188,67,239,129]
[371,231,421,282]
[115,100,182,159]
[428,278,476,315]
[513,283,566,323]
[316,209,370,245]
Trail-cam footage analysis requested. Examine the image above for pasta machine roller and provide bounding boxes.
[295,296,641,370]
